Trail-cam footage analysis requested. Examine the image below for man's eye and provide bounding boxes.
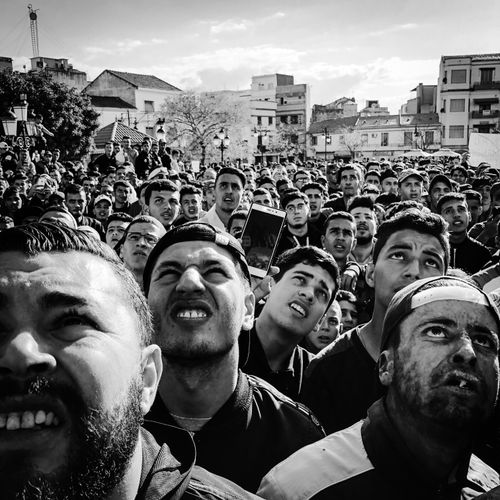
[424,326,447,338]
[425,259,440,269]
[389,252,404,260]
[473,334,497,351]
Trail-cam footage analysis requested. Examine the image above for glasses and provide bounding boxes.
[126,232,159,246]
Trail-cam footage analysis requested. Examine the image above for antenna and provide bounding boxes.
[28,4,40,58]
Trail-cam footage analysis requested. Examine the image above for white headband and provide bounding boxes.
[411,286,489,309]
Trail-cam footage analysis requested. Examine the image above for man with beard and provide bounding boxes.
[65,184,105,239]
[348,195,377,266]
[329,165,362,212]
[144,223,325,492]
[301,209,449,434]
[144,179,181,232]
[380,168,399,196]
[259,276,500,499]
[275,191,322,260]
[0,222,257,500]
[112,180,142,217]
[200,167,245,230]
[120,215,166,287]
[438,193,491,274]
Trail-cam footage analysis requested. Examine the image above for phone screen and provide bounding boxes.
[241,204,286,277]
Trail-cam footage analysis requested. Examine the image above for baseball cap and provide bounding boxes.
[380,276,500,353]
[398,168,424,185]
[148,167,170,180]
[0,142,8,149]
[94,194,113,205]
[143,222,251,295]
[429,174,453,192]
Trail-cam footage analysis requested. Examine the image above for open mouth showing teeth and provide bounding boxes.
[176,309,208,320]
[0,410,61,431]
[445,373,479,391]
[290,303,306,317]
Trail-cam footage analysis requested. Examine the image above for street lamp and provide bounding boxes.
[213,128,230,163]
[253,127,270,165]
[323,127,331,160]
[156,118,165,141]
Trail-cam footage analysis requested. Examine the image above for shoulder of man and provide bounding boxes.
[257,420,373,500]
[466,454,500,497]
[247,374,325,435]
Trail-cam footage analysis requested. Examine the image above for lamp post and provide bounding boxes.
[213,128,230,163]
[323,127,331,160]
[1,94,34,149]
[156,118,166,142]
[253,127,270,165]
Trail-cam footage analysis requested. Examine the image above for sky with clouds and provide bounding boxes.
[1,0,499,114]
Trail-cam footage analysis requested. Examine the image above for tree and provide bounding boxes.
[338,126,363,160]
[161,92,250,164]
[271,123,306,161]
[0,71,99,159]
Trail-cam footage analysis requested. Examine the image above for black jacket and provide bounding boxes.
[147,371,324,492]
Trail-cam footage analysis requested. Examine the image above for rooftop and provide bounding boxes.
[94,121,152,148]
[106,70,182,91]
[89,95,136,109]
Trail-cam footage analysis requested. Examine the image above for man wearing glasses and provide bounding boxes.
[120,215,166,288]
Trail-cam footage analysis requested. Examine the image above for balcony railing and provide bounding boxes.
[470,110,500,119]
[473,81,500,90]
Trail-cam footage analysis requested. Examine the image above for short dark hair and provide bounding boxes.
[337,289,357,305]
[0,222,152,346]
[373,209,450,271]
[273,246,340,307]
[144,179,179,205]
[436,192,466,214]
[385,200,426,220]
[65,183,86,198]
[302,182,325,194]
[323,211,355,235]
[294,169,310,181]
[451,165,468,178]
[253,187,271,198]
[228,210,248,232]
[180,185,202,199]
[256,176,275,187]
[348,195,375,213]
[215,167,246,189]
[337,164,362,185]
[3,186,21,199]
[107,212,133,225]
[281,190,308,210]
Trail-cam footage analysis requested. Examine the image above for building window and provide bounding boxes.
[257,116,262,126]
[298,115,303,125]
[404,131,413,146]
[144,100,155,113]
[480,68,494,84]
[450,69,467,84]
[145,126,155,136]
[450,99,465,112]
[268,116,273,126]
[339,135,345,144]
[425,131,434,145]
[280,115,288,124]
[290,115,299,125]
[449,125,465,139]
[441,99,446,113]
[361,134,368,144]
[290,134,299,144]
[381,132,389,146]
[311,136,318,146]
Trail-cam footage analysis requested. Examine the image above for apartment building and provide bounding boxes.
[437,53,500,150]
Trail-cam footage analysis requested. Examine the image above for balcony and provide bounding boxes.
[473,81,500,91]
[470,110,500,119]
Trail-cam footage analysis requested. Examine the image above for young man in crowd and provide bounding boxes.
[275,191,322,258]
[438,192,491,274]
[104,212,133,249]
[144,179,181,231]
[329,164,362,211]
[175,184,204,225]
[200,166,245,230]
[240,246,339,399]
[143,223,325,492]
[92,194,113,226]
[398,168,424,202]
[0,222,256,500]
[336,290,359,331]
[259,276,500,499]
[348,195,378,266]
[301,209,449,433]
[119,215,166,287]
[65,183,105,239]
[112,180,142,217]
[428,173,453,213]
[302,300,343,355]
[302,182,328,233]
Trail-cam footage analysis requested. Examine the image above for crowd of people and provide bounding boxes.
[2,133,500,499]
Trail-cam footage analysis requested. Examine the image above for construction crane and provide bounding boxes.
[28,4,39,58]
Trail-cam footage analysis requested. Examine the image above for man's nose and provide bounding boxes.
[0,331,56,377]
[176,268,205,293]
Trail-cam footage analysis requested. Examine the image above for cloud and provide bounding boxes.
[84,38,167,58]
[210,19,251,35]
[367,23,418,37]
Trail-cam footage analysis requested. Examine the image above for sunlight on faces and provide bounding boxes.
[264,263,336,339]
[321,218,356,261]
[439,199,470,234]
[285,199,309,229]
[215,174,243,214]
[338,299,359,330]
[305,301,342,354]
[148,190,180,228]
[340,169,360,197]
[367,230,446,309]
[0,251,160,499]
[381,299,499,430]
[304,188,323,217]
[398,178,423,201]
[350,206,376,244]
[106,220,129,248]
[147,241,254,363]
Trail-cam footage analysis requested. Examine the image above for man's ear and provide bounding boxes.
[339,322,344,335]
[365,262,375,289]
[378,349,394,387]
[242,291,256,331]
[321,234,326,249]
[139,344,162,416]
